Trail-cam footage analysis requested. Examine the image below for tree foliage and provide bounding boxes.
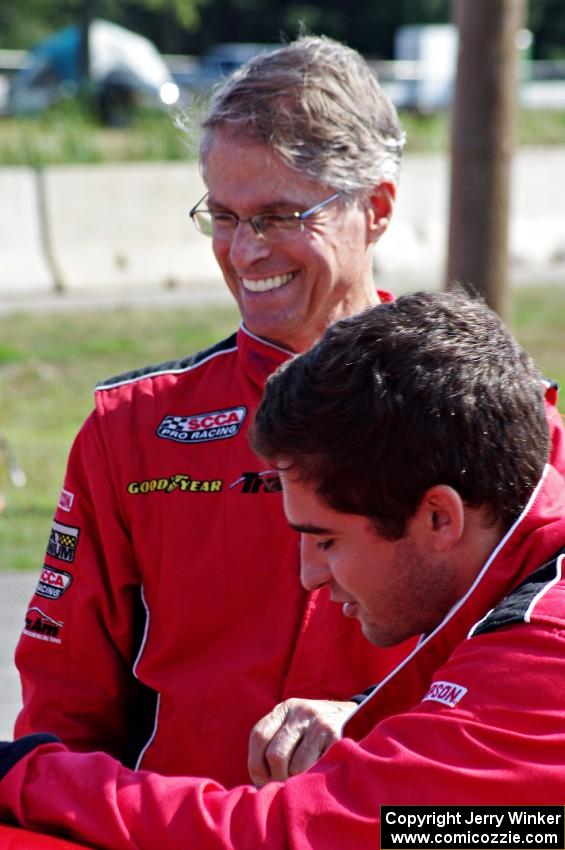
[529,0,565,59]
[0,0,208,49]
[1,0,564,60]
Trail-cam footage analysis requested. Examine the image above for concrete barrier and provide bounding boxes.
[510,148,565,280]
[375,153,449,291]
[43,162,224,295]
[375,148,565,292]
[0,167,54,294]
[0,150,563,299]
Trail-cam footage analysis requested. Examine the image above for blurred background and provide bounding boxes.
[0,0,564,734]
[2,0,565,111]
[2,1,565,131]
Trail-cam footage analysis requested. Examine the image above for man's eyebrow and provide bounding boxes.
[289,523,334,535]
[207,196,303,213]
[206,196,231,211]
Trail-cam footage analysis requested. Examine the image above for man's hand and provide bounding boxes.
[248,698,357,787]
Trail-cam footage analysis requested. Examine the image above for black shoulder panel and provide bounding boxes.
[350,685,377,705]
[96,332,238,390]
[472,548,565,638]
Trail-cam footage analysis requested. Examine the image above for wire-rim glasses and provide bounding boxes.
[189,191,342,242]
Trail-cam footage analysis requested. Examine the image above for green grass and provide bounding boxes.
[0,303,239,569]
[0,101,195,166]
[0,101,564,165]
[398,108,565,154]
[0,290,563,572]
[510,286,565,390]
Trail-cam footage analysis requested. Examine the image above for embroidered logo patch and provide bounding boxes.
[58,488,75,512]
[23,608,64,644]
[422,680,468,708]
[35,566,73,600]
[230,471,282,494]
[127,474,223,494]
[46,520,80,563]
[157,407,247,444]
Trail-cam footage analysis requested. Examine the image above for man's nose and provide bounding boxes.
[228,220,271,268]
[300,536,331,591]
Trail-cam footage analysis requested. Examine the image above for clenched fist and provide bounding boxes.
[247,698,357,787]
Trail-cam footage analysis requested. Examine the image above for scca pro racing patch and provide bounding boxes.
[157,406,247,444]
[422,680,468,708]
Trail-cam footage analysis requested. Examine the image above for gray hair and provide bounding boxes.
[199,35,405,194]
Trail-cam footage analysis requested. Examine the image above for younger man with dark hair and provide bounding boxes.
[2,290,565,849]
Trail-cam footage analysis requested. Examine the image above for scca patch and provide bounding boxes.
[46,520,80,563]
[157,406,247,444]
[35,566,73,600]
[422,680,468,708]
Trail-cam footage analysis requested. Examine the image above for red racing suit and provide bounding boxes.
[14,322,410,788]
[2,465,565,849]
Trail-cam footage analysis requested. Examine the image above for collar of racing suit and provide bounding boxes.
[344,462,565,740]
[237,323,294,389]
[236,290,395,390]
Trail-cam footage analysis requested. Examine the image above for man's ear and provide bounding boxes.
[412,485,465,553]
[366,180,396,242]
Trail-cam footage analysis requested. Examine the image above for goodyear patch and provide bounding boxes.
[35,566,73,600]
[47,520,80,563]
[127,474,223,494]
[157,406,247,444]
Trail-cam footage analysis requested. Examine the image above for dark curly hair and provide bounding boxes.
[251,290,549,538]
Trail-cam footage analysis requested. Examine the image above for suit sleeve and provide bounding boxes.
[14,410,142,761]
[0,738,289,850]
[3,624,565,850]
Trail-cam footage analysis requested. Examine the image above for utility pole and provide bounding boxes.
[446,0,526,318]
[79,0,96,86]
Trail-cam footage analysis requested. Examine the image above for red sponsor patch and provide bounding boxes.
[58,488,75,512]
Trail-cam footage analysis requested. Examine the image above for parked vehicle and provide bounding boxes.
[9,19,179,124]
[172,42,276,95]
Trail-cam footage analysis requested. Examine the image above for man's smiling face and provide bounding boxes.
[203,127,381,353]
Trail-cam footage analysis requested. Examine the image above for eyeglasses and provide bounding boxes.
[189,192,342,242]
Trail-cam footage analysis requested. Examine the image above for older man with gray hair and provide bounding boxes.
[13,34,412,788]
